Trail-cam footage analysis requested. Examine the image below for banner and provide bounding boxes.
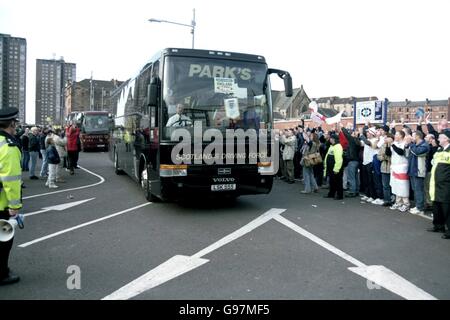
[355,100,385,124]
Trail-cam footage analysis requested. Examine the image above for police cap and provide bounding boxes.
[0,107,19,121]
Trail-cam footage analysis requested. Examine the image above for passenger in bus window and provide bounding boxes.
[243,106,260,131]
[166,104,192,127]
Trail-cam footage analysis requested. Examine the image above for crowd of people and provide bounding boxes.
[277,116,450,240]
[16,121,82,188]
[1,106,84,286]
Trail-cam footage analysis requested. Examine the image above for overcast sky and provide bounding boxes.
[1,0,449,123]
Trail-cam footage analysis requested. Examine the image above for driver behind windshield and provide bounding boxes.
[165,103,192,127]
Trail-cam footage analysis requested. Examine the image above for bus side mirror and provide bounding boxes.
[147,78,158,107]
[283,74,293,97]
[268,68,293,97]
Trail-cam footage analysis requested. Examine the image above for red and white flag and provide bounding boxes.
[325,110,344,125]
[311,112,326,124]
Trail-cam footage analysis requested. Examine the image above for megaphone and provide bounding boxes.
[0,214,24,242]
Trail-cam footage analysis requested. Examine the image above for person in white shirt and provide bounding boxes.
[166,104,192,127]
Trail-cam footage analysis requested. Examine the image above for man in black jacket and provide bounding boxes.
[341,124,361,197]
[20,128,30,171]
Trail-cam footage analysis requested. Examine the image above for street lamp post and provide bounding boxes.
[148,8,196,49]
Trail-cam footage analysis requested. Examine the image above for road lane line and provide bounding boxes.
[273,215,366,268]
[18,202,151,248]
[23,166,105,200]
[103,208,286,300]
[273,215,437,300]
[192,208,286,259]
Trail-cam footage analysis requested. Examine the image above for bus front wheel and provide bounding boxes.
[141,165,158,202]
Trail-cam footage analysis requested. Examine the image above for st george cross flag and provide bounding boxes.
[311,112,326,124]
[325,110,344,125]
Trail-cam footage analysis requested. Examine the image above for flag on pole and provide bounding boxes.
[415,107,425,119]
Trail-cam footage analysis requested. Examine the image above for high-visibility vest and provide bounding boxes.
[0,133,22,210]
[324,143,343,175]
[429,147,450,202]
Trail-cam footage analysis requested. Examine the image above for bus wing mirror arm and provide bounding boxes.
[268,68,293,97]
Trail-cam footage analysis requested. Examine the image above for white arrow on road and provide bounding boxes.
[103,208,287,300]
[349,265,437,300]
[273,215,437,300]
[102,255,209,300]
[24,198,96,217]
[104,209,437,300]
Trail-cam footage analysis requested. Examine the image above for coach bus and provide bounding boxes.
[68,111,112,151]
[109,48,292,201]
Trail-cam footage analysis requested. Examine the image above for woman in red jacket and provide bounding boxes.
[65,122,80,175]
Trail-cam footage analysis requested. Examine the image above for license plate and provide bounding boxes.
[211,184,236,191]
[97,144,105,147]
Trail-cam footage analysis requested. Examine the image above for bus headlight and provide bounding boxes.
[160,164,188,177]
[257,162,274,175]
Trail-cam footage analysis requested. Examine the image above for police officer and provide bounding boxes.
[0,107,22,285]
[428,130,450,239]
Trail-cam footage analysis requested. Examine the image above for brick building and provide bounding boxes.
[387,98,450,123]
[64,79,123,117]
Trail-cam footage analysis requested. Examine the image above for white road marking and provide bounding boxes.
[103,208,286,300]
[18,202,151,248]
[415,213,433,221]
[24,198,95,217]
[273,215,366,268]
[102,255,209,300]
[349,265,437,300]
[23,166,105,200]
[192,208,287,259]
[274,215,437,300]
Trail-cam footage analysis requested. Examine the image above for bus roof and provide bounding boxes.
[115,48,269,95]
[160,48,267,63]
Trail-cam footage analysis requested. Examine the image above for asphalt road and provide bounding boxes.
[1,151,449,300]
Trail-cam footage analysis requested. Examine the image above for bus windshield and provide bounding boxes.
[83,114,110,133]
[162,56,271,140]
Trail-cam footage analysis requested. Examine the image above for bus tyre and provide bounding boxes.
[141,165,158,202]
[114,151,124,175]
